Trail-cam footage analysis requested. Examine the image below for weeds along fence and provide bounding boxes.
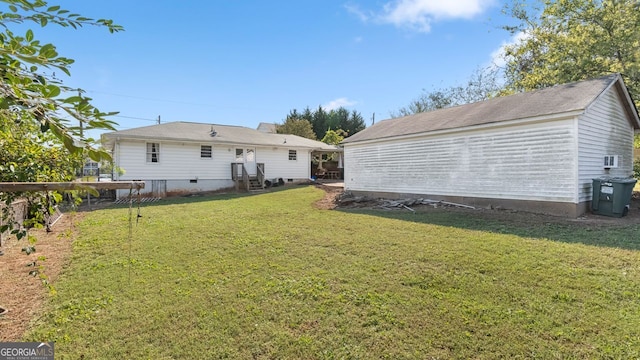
[0,199,28,248]
[0,181,145,250]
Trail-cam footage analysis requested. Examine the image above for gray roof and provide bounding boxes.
[344,74,640,144]
[102,122,338,151]
[257,122,277,133]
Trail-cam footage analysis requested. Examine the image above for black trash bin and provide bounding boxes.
[591,177,637,217]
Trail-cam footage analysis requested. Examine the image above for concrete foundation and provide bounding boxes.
[347,190,589,218]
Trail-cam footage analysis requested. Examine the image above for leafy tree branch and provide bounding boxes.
[0,0,121,263]
[0,0,123,162]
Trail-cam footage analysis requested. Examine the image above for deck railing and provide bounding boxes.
[257,163,265,187]
[231,163,265,191]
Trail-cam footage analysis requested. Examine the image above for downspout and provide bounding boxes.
[573,116,581,206]
[114,138,120,181]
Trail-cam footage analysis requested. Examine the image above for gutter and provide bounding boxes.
[103,134,336,150]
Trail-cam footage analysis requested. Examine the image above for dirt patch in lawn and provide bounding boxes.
[313,184,344,210]
[0,212,82,341]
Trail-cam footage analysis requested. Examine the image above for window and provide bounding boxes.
[83,160,99,176]
[146,143,160,163]
[288,150,297,161]
[604,155,619,168]
[201,145,212,158]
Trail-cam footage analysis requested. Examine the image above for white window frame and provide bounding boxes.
[604,155,619,168]
[288,149,297,161]
[146,142,160,163]
[200,145,212,159]
[83,160,99,176]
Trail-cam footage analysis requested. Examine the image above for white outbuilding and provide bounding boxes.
[342,74,640,217]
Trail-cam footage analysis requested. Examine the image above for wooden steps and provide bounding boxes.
[247,177,264,191]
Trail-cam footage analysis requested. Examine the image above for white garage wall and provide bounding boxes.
[578,85,636,202]
[345,119,578,203]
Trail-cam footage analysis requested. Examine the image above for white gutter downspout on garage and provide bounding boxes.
[114,137,120,181]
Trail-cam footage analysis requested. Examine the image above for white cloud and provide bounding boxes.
[489,31,530,68]
[323,97,357,111]
[344,3,371,22]
[349,0,496,33]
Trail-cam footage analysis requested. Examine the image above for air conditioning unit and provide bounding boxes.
[604,155,619,169]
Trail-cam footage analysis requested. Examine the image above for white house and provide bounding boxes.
[101,122,338,197]
[342,74,640,217]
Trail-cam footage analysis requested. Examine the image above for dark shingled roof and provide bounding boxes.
[102,122,338,151]
[344,74,639,144]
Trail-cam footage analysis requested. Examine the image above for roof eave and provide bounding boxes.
[312,146,342,152]
[102,133,337,150]
[613,76,640,129]
[102,132,206,143]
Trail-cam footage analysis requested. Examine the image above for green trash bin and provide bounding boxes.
[591,177,637,217]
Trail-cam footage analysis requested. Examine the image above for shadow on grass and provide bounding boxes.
[72,186,640,251]
[341,208,640,251]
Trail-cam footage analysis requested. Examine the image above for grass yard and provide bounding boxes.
[24,186,640,359]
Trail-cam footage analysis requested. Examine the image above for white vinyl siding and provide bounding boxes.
[345,119,577,202]
[116,141,312,182]
[259,147,310,179]
[119,141,234,180]
[577,86,636,202]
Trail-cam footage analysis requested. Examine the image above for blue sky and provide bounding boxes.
[19,0,517,139]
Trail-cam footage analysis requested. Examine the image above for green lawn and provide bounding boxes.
[27,186,640,359]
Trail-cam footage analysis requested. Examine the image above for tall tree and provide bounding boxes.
[311,106,329,140]
[326,107,348,132]
[283,106,366,139]
[502,0,640,103]
[300,106,313,123]
[393,90,454,117]
[325,107,366,137]
[393,67,503,117]
[276,117,316,140]
[344,110,366,136]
